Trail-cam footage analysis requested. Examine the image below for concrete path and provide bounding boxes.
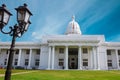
[0,71,37,77]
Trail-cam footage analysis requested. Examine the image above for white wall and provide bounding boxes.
[0,49,8,67]
[30,50,35,68]
[98,46,107,70]
[111,50,117,69]
[39,45,49,69]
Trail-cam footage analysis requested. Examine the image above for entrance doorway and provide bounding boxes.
[68,48,78,69]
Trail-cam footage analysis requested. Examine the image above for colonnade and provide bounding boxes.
[47,46,99,70]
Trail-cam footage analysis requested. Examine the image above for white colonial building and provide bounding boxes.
[0,16,120,70]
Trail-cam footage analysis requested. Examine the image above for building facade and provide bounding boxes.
[0,16,120,70]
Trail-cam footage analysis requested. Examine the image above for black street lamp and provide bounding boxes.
[0,3,32,80]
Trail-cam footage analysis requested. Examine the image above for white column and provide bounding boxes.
[28,49,32,69]
[17,49,22,66]
[78,46,82,70]
[115,49,119,69]
[90,48,94,69]
[51,46,55,69]
[96,47,100,70]
[65,46,68,70]
[48,46,51,69]
[93,47,97,70]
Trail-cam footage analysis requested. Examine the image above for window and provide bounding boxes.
[36,49,40,55]
[119,60,120,66]
[25,59,29,66]
[118,50,120,55]
[107,50,111,55]
[71,58,75,61]
[59,48,64,54]
[83,59,88,66]
[4,59,7,65]
[6,49,9,54]
[14,59,18,65]
[58,59,64,66]
[35,59,39,66]
[82,48,88,54]
[15,50,19,55]
[26,50,30,55]
[107,60,112,67]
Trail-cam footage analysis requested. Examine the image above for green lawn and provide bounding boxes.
[0,70,120,80]
[0,69,5,74]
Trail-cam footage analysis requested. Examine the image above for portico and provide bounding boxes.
[47,44,99,70]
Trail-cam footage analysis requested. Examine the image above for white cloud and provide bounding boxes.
[32,0,97,41]
[32,32,42,41]
[29,0,120,42]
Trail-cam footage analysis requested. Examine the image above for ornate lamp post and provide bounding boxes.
[0,3,32,80]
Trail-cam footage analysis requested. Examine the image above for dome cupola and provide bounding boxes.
[65,16,82,35]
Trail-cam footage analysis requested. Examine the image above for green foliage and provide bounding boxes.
[0,70,120,80]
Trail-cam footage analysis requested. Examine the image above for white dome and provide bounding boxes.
[66,16,82,35]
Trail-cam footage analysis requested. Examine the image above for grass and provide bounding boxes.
[0,70,120,80]
[0,69,5,74]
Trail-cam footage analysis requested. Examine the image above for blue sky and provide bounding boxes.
[0,0,120,42]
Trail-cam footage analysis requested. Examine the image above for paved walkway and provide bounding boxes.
[0,71,37,77]
[109,71,120,75]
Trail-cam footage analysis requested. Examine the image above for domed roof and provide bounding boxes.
[65,16,82,35]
